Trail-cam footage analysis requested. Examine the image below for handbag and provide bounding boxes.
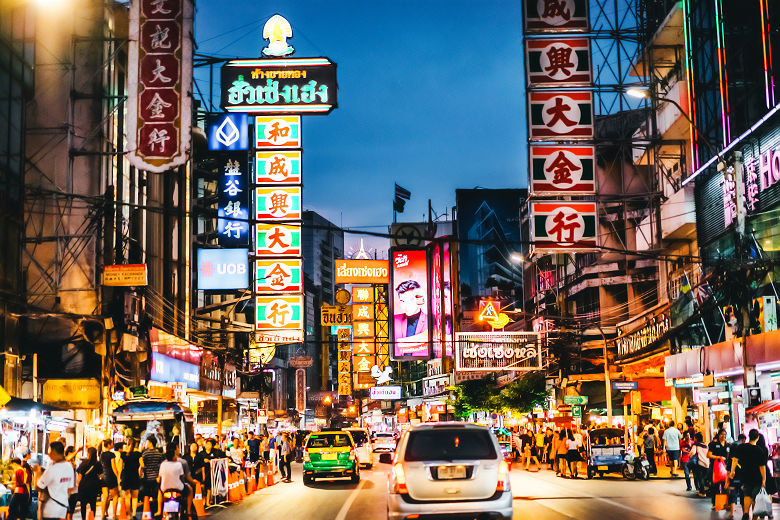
[754,488,772,517]
[713,459,728,483]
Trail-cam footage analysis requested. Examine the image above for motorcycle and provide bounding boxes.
[161,489,184,520]
[623,452,650,480]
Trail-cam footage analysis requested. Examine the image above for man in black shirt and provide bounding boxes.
[730,429,767,520]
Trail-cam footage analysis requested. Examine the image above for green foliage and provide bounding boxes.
[449,372,548,418]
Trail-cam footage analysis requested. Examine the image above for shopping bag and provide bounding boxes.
[754,488,773,517]
[713,459,728,483]
[714,494,728,511]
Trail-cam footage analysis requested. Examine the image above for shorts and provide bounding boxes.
[742,483,763,500]
[666,450,680,462]
[121,477,141,491]
[566,449,581,462]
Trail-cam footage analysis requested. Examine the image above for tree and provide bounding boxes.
[450,375,501,418]
[498,371,548,414]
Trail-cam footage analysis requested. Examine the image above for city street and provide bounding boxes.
[210,461,765,520]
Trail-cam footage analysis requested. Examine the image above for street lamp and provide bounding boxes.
[510,253,524,264]
[626,86,717,155]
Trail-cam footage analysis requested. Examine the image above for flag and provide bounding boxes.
[394,183,411,200]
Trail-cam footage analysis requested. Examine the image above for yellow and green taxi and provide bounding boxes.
[302,430,360,484]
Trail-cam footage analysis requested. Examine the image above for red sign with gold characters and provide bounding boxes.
[127,0,193,173]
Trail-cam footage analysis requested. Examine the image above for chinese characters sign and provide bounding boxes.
[525,38,591,85]
[256,186,302,220]
[255,151,302,184]
[127,0,193,173]
[530,145,595,195]
[337,328,352,396]
[221,58,338,114]
[530,201,598,252]
[255,223,301,256]
[256,116,301,148]
[255,259,302,293]
[255,294,304,330]
[217,153,250,246]
[528,91,593,139]
[524,0,589,33]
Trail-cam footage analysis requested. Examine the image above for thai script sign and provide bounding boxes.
[530,200,598,252]
[256,116,301,148]
[334,259,390,284]
[455,332,543,372]
[615,314,670,359]
[127,0,193,173]
[42,379,101,409]
[255,151,302,184]
[321,304,353,326]
[256,186,302,220]
[525,38,591,85]
[524,0,590,33]
[221,58,337,114]
[217,152,250,246]
[369,385,401,400]
[530,145,595,195]
[207,113,248,151]
[528,91,593,140]
[255,259,302,293]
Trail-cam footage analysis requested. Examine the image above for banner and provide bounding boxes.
[390,248,431,360]
[127,0,193,173]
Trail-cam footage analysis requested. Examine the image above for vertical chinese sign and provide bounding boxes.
[337,327,352,396]
[352,285,375,389]
[524,0,597,251]
[127,0,193,173]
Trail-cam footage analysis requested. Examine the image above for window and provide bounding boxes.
[404,429,496,462]
[306,434,352,449]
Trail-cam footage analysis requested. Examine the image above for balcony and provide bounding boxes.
[636,185,696,251]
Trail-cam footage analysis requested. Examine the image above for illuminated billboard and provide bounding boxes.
[196,248,249,290]
[429,240,454,358]
[334,259,389,284]
[390,248,431,360]
[207,113,249,151]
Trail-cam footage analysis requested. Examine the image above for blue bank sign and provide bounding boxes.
[197,248,249,290]
[151,352,200,390]
[207,113,249,151]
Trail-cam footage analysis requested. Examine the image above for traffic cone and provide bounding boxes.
[257,465,266,489]
[117,496,128,520]
[239,472,246,499]
[248,468,257,493]
[266,465,275,486]
[141,496,153,520]
[193,482,207,517]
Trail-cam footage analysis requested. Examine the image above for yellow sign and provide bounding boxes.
[42,379,100,409]
[103,264,148,286]
[0,384,10,406]
[334,259,389,284]
[321,304,352,326]
[353,356,373,372]
[478,301,498,321]
[352,286,374,303]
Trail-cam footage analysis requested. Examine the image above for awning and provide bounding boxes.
[622,378,671,405]
[1,397,64,413]
[746,400,780,415]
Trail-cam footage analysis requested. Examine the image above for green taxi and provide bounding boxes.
[302,430,360,484]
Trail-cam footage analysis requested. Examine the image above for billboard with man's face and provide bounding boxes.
[391,248,431,360]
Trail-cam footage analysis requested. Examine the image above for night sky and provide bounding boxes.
[194,0,527,255]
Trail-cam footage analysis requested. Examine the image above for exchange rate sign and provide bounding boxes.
[221,58,338,114]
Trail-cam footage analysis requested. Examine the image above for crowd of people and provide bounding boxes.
[508,416,776,520]
[3,429,306,520]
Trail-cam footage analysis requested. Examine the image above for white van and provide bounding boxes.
[345,427,374,469]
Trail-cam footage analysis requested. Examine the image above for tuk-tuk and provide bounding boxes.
[111,399,195,452]
[586,427,626,479]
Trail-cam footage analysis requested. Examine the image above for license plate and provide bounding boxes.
[438,465,467,479]
[322,452,338,460]
[598,466,609,471]
[641,460,650,467]
[163,500,179,513]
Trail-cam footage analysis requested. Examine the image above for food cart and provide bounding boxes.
[111,399,195,452]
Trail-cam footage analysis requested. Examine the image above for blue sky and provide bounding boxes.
[194,0,527,254]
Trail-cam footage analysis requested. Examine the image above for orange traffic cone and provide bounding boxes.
[141,496,153,520]
[117,496,128,520]
[248,468,257,493]
[257,464,266,489]
[194,482,207,517]
[239,473,246,499]
[266,465,275,486]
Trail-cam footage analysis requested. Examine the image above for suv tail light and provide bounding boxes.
[496,460,510,492]
[392,463,408,494]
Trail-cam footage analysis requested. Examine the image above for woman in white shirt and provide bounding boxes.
[155,443,184,516]
[565,429,581,479]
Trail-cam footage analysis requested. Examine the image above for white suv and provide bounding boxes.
[345,427,374,468]
[388,423,512,520]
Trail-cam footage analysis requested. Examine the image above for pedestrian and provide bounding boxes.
[663,421,682,477]
[730,429,767,520]
[524,430,540,471]
[139,436,164,513]
[229,438,245,466]
[183,442,199,473]
[708,429,730,510]
[155,443,184,517]
[120,438,141,518]
[727,434,747,517]
[247,433,261,465]
[692,432,710,497]
[555,429,568,477]
[680,431,694,491]
[279,433,292,483]
[565,429,580,479]
[7,458,29,520]
[543,427,554,468]
[193,438,220,505]
[70,446,101,520]
[261,434,270,463]
[644,427,658,475]
[100,439,120,519]
[37,441,76,520]
[511,429,522,463]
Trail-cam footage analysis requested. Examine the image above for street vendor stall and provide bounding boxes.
[111,399,195,452]
[0,397,76,464]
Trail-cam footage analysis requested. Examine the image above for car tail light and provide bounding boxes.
[303,451,310,462]
[349,449,357,460]
[496,460,510,492]
[392,463,408,494]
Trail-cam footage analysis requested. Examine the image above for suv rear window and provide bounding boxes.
[306,433,353,448]
[404,429,497,461]
[347,430,369,446]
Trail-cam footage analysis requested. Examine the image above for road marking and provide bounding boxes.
[334,478,366,520]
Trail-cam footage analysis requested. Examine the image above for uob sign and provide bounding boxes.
[197,248,249,290]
